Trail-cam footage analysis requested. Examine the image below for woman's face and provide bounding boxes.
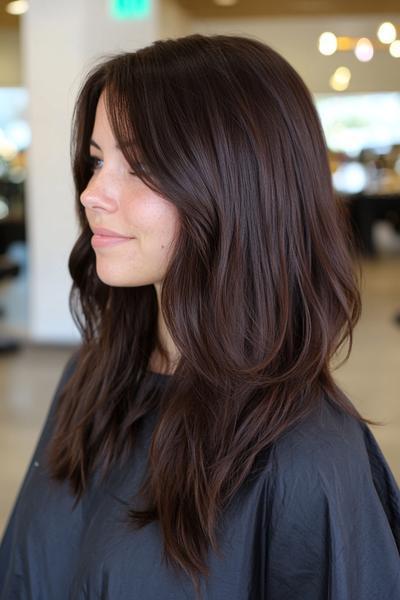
[80,91,180,288]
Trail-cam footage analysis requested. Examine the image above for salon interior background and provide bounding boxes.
[0,0,399,534]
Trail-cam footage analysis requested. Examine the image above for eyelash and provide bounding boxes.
[87,155,142,176]
[88,156,103,170]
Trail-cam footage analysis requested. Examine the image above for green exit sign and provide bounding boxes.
[110,0,151,20]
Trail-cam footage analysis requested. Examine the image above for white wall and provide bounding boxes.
[0,28,21,86]
[21,1,84,343]
[21,0,162,343]
[190,14,400,93]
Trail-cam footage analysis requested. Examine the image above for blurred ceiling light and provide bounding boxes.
[389,40,400,58]
[318,32,337,55]
[337,36,354,51]
[5,0,29,15]
[213,0,238,5]
[377,22,397,44]
[0,130,18,161]
[332,162,368,194]
[8,166,26,184]
[4,120,31,151]
[0,199,9,221]
[329,66,351,92]
[354,38,374,62]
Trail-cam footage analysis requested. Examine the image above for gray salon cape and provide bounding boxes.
[1,353,399,599]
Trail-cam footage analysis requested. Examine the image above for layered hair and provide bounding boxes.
[46,33,374,596]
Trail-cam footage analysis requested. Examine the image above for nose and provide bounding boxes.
[80,176,118,213]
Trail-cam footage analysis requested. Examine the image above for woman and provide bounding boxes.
[1,34,399,599]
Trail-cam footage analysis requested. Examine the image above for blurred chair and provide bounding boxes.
[0,254,21,353]
[0,179,26,353]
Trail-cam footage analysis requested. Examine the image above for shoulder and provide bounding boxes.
[248,395,384,519]
[269,395,372,486]
[246,399,400,600]
[252,393,400,529]
[242,398,400,600]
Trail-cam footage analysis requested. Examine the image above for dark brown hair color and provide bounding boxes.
[46,33,376,598]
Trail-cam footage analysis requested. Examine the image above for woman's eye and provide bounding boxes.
[85,155,145,176]
[88,156,103,170]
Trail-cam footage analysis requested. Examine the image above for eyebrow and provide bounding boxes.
[90,139,101,150]
[89,139,134,151]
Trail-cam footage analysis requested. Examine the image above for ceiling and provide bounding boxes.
[0,0,399,28]
[0,1,19,28]
[176,0,400,18]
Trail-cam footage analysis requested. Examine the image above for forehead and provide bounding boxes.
[90,96,120,150]
[92,92,111,130]
[91,90,140,156]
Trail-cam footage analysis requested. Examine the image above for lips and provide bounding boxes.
[91,227,133,239]
[90,226,135,249]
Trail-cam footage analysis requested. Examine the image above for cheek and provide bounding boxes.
[133,198,180,252]
[151,217,180,271]
[158,211,180,250]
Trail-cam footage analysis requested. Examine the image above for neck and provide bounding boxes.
[151,283,180,374]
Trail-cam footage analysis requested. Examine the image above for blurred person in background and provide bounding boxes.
[0,34,399,600]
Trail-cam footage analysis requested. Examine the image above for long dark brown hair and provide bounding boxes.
[46,33,376,596]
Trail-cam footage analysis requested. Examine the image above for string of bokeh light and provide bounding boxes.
[319,22,400,62]
[318,22,400,91]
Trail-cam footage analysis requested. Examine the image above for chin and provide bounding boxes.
[95,264,157,288]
